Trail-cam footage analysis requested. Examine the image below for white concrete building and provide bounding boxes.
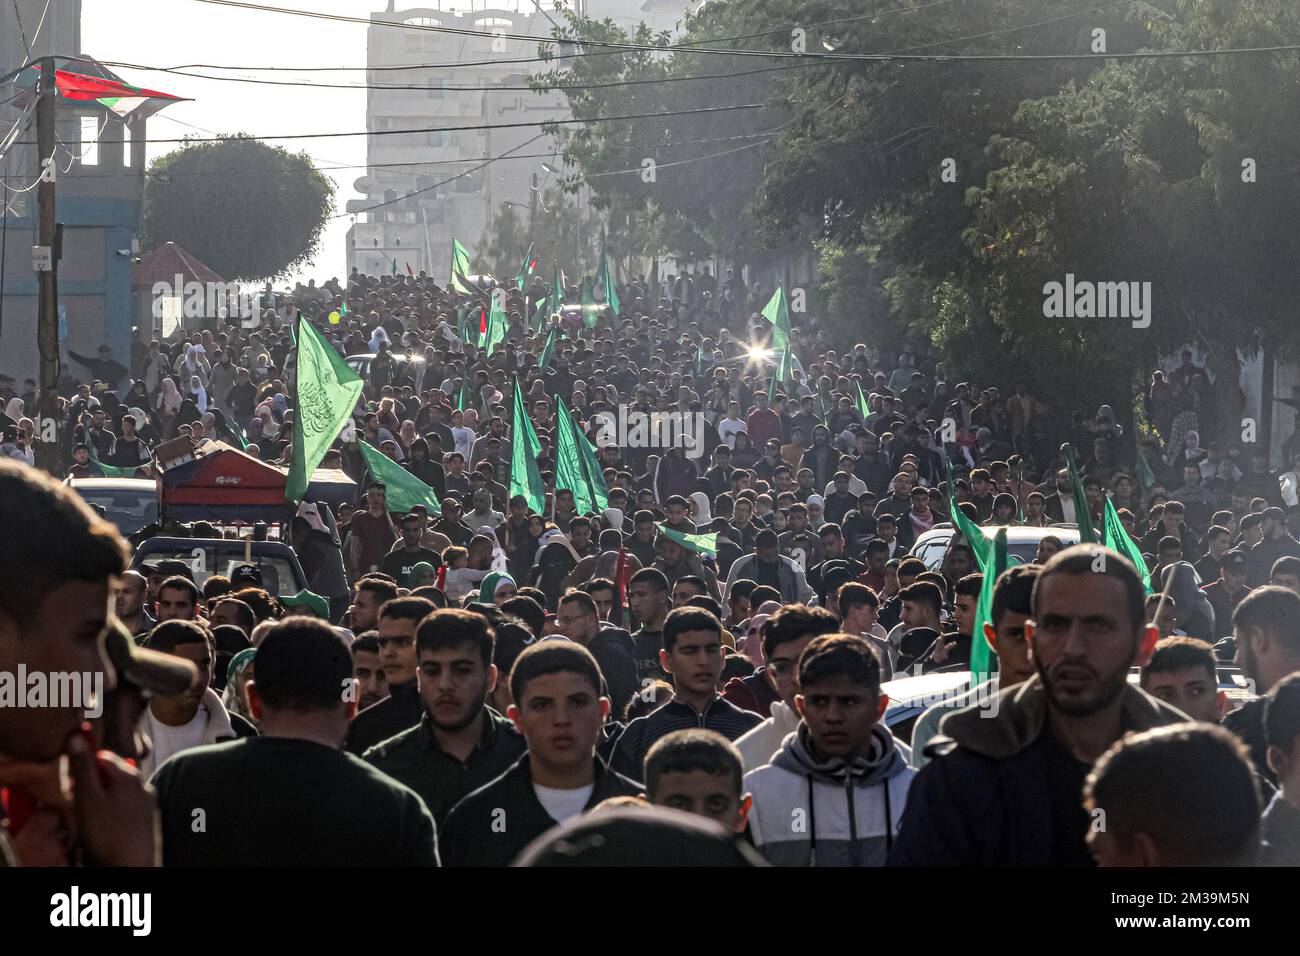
[345,0,694,281]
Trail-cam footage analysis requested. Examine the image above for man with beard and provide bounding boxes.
[366,609,525,827]
[888,545,1186,865]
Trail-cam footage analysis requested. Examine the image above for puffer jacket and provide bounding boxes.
[887,675,1187,866]
[744,723,914,866]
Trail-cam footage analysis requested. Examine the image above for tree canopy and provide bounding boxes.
[142,135,335,282]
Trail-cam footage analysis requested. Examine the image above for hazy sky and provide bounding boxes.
[81,0,388,286]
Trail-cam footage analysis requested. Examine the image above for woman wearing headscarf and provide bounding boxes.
[222,648,257,727]
[1158,562,1216,642]
[731,430,759,469]
[530,537,578,610]
[292,501,350,621]
[689,491,713,532]
[157,377,182,439]
[2,397,24,431]
[805,494,825,532]
[477,571,518,607]
[509,513,547,582]
[451,409,477,460]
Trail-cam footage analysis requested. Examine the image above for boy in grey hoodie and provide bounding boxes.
[744,634,913,866]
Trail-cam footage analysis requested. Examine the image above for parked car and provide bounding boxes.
[67,477,158,537]
[909,523,1082,571]
[131,537,307,599]
[882,665,1258,749]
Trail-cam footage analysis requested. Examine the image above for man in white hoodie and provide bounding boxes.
[744,633,913,866]
[138,620,241,776]
[731,605,839,771]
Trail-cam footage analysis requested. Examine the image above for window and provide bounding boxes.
[121,123,131,166]
[80,115,99,166]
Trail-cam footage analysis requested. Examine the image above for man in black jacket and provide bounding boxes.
[557,590,639,719]
[888,545,1185,866]
[439,642,642,866]
[1225,586,1300,788]
[1246,508,1300,588]
[345,596,435,755]
[365,609,525,828]
[609,608,762,781]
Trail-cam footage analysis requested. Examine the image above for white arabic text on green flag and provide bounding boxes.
[287,319,364,504]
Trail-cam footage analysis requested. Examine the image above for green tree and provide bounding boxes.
[475,187,596,280]
[142,135,335,281]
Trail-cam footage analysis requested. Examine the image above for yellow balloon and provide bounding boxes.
[328,310,341,325]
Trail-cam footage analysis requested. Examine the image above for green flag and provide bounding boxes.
[555,397,594,515]
[85,439,139,478]
[516,242,536,292]
[287,318,364,504]
[390,257,398,276]
[761,286,790,352]
[551,259,565,312]
[358,440,441,515]
[767,348,792,401]
[854,380,870,421]
[509,377,546,514]
[945,455,993,568]
[1063,444,1099,544]
[451,238,474,294]
[531,296,547,334]
[598,233,619,317]
[1103,497,1152,595]
[970,526,1007,682]
[580,278,598,329]
[1133,425,1156,495]
[480,290,507,356]
[538,324,558,369]
[457,374,473,413]
[658,523,718,556]
[576,426,610,512]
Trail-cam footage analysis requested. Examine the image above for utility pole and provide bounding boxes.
[35,56,60,475]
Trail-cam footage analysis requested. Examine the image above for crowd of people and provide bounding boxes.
[1,264,1298,869]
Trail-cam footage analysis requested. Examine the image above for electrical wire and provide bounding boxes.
[8,101,773,146]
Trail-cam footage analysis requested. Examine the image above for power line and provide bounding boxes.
[9,101,773,146]
[95,58,824,93]
[328,132,548,220]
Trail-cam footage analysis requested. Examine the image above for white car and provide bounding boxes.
[909,522,1082,571]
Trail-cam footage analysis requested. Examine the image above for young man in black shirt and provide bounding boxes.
[439,641,641,866]
[365,609,525,827]
[628,567,672,684]
[344,596,435,755]
[611,608,763,781]
[381,512,442,588]
[152,617,437,865]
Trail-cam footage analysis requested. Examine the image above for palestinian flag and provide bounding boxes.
[16,58,186,120]
[516,243,537,292]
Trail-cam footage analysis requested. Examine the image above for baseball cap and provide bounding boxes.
[229,564,264,588]
[281,589,330,619]
[1221,550,1248,570]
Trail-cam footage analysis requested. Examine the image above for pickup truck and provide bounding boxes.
[131,537,307,599]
